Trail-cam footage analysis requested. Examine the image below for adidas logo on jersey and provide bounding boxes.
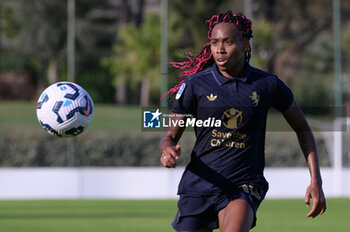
[207,94,217,101]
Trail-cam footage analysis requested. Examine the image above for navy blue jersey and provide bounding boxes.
[172,64,294,195]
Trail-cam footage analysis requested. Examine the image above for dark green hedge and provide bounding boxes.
[0,132,331,167]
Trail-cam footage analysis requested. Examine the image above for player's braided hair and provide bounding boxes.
[162,11,253,99]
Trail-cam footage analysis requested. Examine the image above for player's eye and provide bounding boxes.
[211,40,218,46]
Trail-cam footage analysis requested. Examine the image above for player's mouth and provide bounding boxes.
[216,57,227,66]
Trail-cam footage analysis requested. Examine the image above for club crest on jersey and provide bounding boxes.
[175,83,186,100]
[249,91,260,106]
[206,94,217,101]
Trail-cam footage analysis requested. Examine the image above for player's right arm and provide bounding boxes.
[159,113,186,168]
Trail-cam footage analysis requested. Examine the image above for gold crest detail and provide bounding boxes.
[206,94,217,101]
[249,91,260,106]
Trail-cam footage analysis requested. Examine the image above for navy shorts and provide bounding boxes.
[172,184,266,231]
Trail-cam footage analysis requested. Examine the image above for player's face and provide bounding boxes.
[210,22,249,78]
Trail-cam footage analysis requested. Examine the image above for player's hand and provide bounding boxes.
[305,181,326,218]
[160,145,181,168]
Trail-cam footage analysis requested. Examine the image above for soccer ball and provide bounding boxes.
[36,82,94,137]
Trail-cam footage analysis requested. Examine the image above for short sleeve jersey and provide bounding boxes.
[172,64,294,195]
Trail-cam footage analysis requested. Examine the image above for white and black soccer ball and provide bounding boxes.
[36,82,94,137]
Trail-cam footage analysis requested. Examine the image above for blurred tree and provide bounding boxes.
[341,20,350,107]
[113,0,145,105]
[251,20,275,68]
[103,13,160,106]
[114,0,132,105]
[93,0,146,105]
[250,0,350,111]
[1,0,349,107]
[1,0,67,95]
[169,0,233,54]
[73,0,120,103]
[0,0,118,103]
[252,0,335,84]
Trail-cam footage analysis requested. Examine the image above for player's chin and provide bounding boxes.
[216,65,231,74]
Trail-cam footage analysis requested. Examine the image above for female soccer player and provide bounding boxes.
[159,11,326,232]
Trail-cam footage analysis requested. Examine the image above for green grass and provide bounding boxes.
[256,198,348,232]
[0,200,176,232]
[0,101,143,135]
[0,101,334,135]
[0,198,348,232]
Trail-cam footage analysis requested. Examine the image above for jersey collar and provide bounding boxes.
[211,63,251,86]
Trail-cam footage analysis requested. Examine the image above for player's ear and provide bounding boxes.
[242,39,249,52]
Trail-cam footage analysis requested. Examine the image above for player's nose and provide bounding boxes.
[216,42,225,53]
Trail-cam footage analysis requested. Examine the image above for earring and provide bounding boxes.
[245,51,250,63]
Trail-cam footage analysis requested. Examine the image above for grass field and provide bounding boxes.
[0,101,142,135]
[0,198,348,232]
[0,101,333,135]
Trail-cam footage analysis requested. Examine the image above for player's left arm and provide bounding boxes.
[282,100,326,218]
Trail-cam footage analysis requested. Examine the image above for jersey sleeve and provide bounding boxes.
[271,77,294,112]
[172,79,196,115]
